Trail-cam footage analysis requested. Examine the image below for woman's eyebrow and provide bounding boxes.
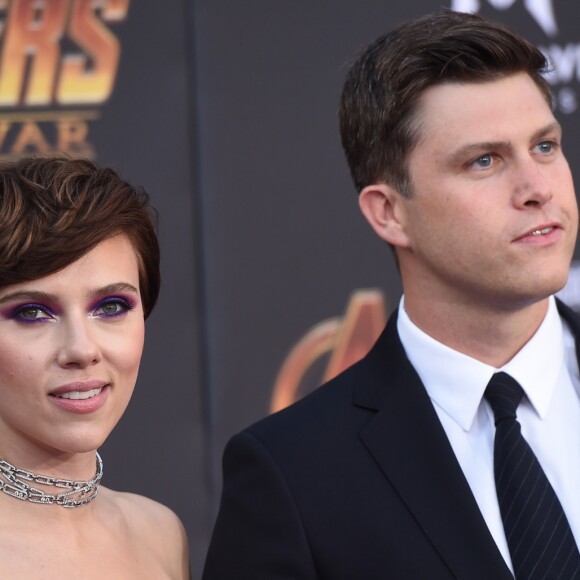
[89,282,140,297]
[0,290,56,305]
[0,283,140,305]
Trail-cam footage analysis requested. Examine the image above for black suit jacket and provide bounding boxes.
[203,300,580,579]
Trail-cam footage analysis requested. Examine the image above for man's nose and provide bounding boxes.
[511,157,553,210]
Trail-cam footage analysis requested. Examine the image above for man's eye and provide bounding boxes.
[536,141,554,154]
[472,154,493,169]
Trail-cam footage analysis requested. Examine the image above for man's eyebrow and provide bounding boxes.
[0,283,140,305]
[448,122,562,166]
[448,140,511,165]
[530,121,562,143]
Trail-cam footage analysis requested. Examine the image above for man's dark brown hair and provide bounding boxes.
[339,10,552,197]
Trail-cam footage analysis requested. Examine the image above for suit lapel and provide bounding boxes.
[557,298,580,361]
[354,310,512,579]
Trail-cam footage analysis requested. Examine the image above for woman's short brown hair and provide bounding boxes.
[0,155,160,318]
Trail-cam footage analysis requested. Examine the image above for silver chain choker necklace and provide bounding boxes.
[0,452,103,508]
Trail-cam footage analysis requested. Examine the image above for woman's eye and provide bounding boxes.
[13,305,52,322]
[93,299,131,318]
[101,303,123,315]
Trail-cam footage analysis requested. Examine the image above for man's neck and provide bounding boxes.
[402,293,550,368]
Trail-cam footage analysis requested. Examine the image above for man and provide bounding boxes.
[203,10,580,579]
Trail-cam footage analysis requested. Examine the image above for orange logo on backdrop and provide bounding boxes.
[271,290,388,413]
[0,0,129,159]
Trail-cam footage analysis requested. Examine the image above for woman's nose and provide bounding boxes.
[56,318,102,368]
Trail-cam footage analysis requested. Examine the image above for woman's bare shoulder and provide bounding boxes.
[104,488,184,530]
[100,487,190,579]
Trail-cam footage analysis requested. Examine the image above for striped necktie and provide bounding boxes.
[485,372,580,579]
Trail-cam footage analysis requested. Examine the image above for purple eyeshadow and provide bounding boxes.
[8,303,54,323]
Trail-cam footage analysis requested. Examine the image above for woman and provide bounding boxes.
[0,156,190,578]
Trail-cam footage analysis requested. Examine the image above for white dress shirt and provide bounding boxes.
[397,295,580,573]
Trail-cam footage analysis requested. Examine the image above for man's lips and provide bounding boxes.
[527,226,555,236]
[514,224,560,242]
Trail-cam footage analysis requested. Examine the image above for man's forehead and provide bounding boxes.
[411,73,555,142]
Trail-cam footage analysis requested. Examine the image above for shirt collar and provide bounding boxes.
[397,296,563,431]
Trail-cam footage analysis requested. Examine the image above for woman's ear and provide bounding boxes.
[358,183,411,248]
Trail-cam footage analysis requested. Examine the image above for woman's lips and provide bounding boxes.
[53,387,103,400]
[49,383,110,414]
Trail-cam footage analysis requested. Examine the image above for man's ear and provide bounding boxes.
[358,183,411,248]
